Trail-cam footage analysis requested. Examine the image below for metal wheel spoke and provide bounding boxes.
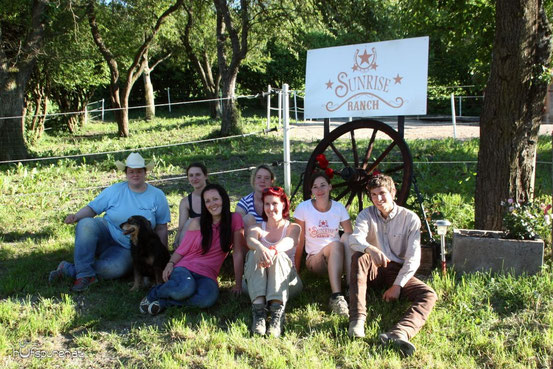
[365,142,397,173]
[332,182,349,189]
[384,164,405,174]
[335,187,351,201]
[350,130,359,167]
[362,129,378,169]
[329,143,350,167]
[345,191,356,209]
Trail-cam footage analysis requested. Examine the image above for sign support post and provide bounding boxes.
[283,84,291,195]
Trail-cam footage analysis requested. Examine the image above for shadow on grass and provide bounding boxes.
[1,242,543,362]
[1,227,58,243]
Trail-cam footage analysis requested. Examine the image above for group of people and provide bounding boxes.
[49,152,437,356]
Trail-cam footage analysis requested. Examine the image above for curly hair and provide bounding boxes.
[366,174,396,195]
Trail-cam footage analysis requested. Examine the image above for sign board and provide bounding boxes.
[304,37,429,118]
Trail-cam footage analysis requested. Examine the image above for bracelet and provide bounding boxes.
[268,246,278,255]
[167,261,175,266]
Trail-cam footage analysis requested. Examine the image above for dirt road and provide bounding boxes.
[286,118,553,141]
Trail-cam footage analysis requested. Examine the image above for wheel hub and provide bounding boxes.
[339,167,369,193]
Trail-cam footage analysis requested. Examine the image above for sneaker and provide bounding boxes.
[348,319,366,338]
[379,331,416,357]
[48,261,72,284]
[267,303,285,338]
[147,301,163,316]
[71,276,97,292]
[139,296,151,314]
[329,295,349,317]
[251,303,267,336]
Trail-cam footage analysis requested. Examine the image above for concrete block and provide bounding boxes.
[452,229,544,276]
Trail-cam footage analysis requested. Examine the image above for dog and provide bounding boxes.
[120,215,171,291]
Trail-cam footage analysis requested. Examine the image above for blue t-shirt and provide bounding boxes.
[88,182,171,248]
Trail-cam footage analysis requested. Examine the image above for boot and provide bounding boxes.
[267,302,286,338]
[251,303,267,335]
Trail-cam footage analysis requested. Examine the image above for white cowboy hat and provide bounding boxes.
[115,152,155,171]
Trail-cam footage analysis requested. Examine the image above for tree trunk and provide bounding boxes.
[210,93,222,119]
[30,92,43,133]
[0,77,29,160]
[34,94,47,141]
[220,73,239,135]
[143,64,155,121]
[214,0,250,136]
[0,0,48,161]
[119,88,130,137]
[475,0,552,229]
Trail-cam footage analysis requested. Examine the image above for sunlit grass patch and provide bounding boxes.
[1,113,552,367]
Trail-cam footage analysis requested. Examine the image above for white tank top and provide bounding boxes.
[260,220,296,267]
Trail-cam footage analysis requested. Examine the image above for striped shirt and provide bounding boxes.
[236,192,264,223]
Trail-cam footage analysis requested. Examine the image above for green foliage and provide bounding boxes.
[501,198,552,242]
[396,0,495,89]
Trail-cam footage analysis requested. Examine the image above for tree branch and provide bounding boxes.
[149,52,172,72]
[20,0,49,74]
[125,0,184,94]
[86,0,119,86]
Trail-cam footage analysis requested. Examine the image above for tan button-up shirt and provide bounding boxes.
[350,203,421,287]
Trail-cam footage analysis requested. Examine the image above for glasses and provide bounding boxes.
[262,186,283,194]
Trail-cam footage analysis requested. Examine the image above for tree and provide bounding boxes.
[213,0,250,135]
[36,4,109,134]
[86,0,183,137]
[179,1,221,119]
[141,49,172,121]
[475,0,552,229]
[0,0,49,161]
[213,0,293,135]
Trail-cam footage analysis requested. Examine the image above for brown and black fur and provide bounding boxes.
[120,215,170,291]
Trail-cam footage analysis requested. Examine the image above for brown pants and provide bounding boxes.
[349,252,437,339]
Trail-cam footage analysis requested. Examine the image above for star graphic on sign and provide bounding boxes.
[358,49,372,65]
[352,65,358,71]
[325,80,334,89]
[393,74,403,84]
[370,63,378,70]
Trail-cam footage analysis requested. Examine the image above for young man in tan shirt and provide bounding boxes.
[348,174,437,356]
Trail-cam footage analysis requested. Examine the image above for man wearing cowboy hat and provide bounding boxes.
[49,152,171,292]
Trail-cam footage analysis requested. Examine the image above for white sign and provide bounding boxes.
[304,37,429,118]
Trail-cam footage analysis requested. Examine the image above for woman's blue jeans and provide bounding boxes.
[66,217,132,280]
[147,267,219,309]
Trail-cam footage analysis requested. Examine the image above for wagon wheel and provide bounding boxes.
[302,119,413,214]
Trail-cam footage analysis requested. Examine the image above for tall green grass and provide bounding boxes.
[0,113,552,368]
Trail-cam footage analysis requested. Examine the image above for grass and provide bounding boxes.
[1,108,552,368]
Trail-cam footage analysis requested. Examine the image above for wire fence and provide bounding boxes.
[2,86,549,201]
[0,94,260,122]
[0,128,274,165]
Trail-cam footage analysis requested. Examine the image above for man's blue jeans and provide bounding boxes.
[147,266,219,309]
[64,217,132,280]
